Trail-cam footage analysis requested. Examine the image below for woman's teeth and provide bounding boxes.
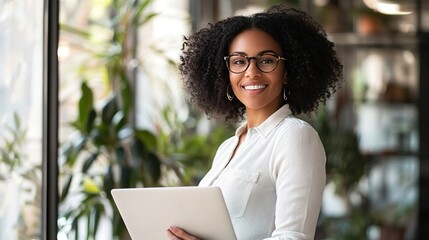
[244,85,266,90]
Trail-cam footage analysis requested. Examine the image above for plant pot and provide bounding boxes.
[356,14,383,35]
[379,225,405,240]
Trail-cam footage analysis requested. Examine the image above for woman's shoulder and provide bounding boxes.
[278,115,318,135]
[216,134,237,150]
[272,115,322,149]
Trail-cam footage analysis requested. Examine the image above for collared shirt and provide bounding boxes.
[199,104,326,240]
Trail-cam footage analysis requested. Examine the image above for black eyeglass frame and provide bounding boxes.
[223,53,286,74]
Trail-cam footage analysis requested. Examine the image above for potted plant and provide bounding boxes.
[58,0,180,239]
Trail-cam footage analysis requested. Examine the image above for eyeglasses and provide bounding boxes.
[224,53,286,74]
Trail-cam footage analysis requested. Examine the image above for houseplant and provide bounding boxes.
[157,105,236,185]
[0,113,41,239]
[58,0,181,239]
[310,107,370,239]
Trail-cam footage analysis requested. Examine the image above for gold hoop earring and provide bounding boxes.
[227,84,234,101]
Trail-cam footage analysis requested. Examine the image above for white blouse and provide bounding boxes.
[199,104,326,240]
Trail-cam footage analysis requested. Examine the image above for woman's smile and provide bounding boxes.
[243,84,268,90]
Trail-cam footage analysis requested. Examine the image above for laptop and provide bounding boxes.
[111,186,237,240]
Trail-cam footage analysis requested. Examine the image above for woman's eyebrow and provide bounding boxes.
[229,50,278,56]
[230,51,247,56]
[258,50,277,55]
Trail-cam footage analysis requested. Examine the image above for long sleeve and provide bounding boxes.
[265,123,326,240]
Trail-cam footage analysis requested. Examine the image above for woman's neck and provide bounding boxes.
[245,104,282,128]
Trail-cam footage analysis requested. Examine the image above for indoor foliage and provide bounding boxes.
[58,0,177,239]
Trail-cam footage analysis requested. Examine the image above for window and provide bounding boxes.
[0,0,44,239]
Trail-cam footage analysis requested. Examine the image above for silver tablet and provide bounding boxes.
[111,186,237,240]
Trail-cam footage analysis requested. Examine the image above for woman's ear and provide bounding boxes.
[283,72,288,84]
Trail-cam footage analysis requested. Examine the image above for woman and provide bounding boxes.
[167,4,342,240]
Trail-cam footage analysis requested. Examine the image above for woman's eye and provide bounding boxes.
[259,57,274,65]
[232,58,246,65]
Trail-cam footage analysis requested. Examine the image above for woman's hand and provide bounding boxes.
[166,226,201,240]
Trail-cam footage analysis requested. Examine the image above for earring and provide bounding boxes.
[283,71,289,101]
[283,85,288,101]
[227,84,234,101]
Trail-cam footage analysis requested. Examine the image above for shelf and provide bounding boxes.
[328,33,418,47]
[363,150,418,159]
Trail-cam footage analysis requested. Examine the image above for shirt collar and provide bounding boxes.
[235,104,293,138]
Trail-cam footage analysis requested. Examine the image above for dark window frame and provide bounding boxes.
[42,0,59,239]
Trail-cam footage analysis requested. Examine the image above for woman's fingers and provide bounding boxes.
[167,226,200,240]
[166,228,182,240]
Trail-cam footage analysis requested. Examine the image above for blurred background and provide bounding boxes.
[1,0,428,239]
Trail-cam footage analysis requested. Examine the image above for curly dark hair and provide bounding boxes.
[179,5,342,121]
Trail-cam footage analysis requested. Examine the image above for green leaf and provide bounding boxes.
[60,175,73,202]
[92,203,104,238]
[82,193,97,205]
[82,177,101,194]
[119,70,133,115]
[92,124,112,147]
[138,12,158,26]
[134,0,152,20]
[87,110,97,134]
[82,153,98,173]
[103,166,115,198]
[135,130,157,152]
[101,94,119,125]
[112,111,127,133]
[78,82,95,134]
[62,136,87,167]
[112,208,127,238]
[86,208,91,240]
[72,217,79,240]
[60,23,92,39]
[13,112,21,130]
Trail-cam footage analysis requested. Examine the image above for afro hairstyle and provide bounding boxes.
[179,5,343,121]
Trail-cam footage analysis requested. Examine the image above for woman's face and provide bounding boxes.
[228,28,285,114]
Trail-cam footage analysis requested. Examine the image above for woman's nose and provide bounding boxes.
[245,59,262,77]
